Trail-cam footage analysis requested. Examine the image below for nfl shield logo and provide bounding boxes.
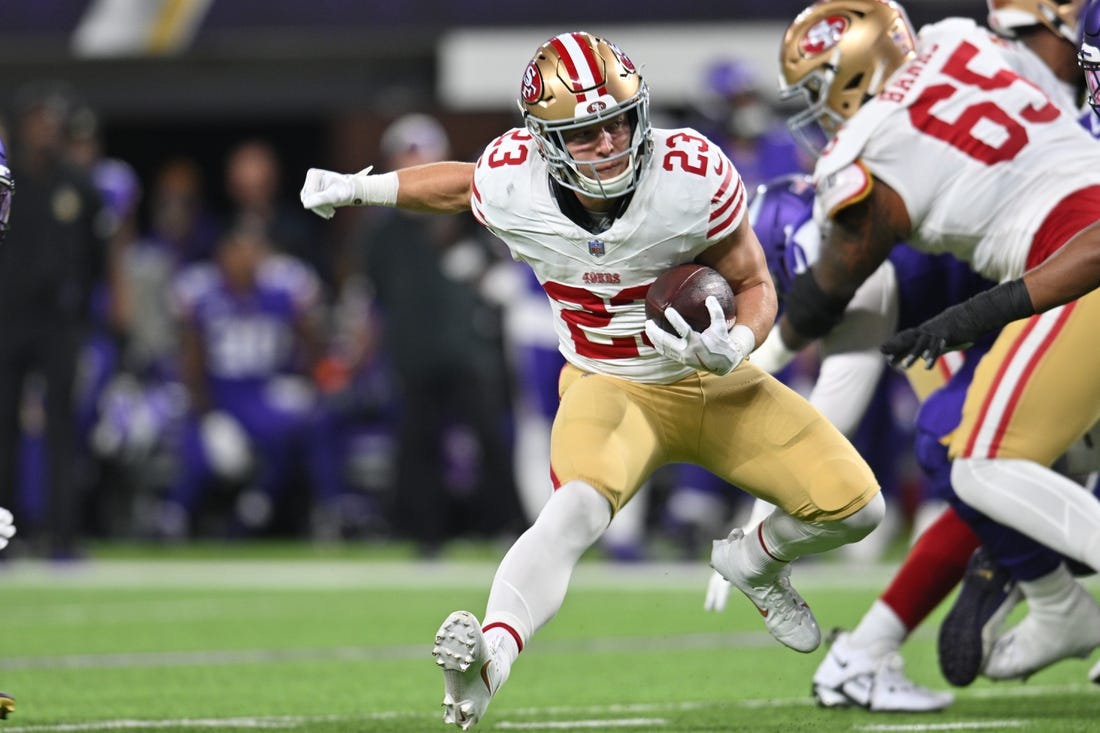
[588,240,605,257]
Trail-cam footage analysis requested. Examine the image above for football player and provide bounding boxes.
[301,31,886,729]
[776,0,1100,683]
[162,221,347,539]
[725,171,1100,709]
[0,142,17,556]
[1081,0,1100,116]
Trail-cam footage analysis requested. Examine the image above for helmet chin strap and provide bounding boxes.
[573,162,635,198]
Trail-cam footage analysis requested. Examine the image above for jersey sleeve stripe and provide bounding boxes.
[710,161,735,205]
[709,172,740,222]
[707,179,745,239]
[470,176,487,225]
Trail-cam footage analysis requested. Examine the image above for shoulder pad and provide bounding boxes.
[814,161,873,220]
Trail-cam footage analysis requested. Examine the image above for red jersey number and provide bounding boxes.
[662,132,711,176]
[542,281,650,359]
[486,130,532,168]
[908,41,1060,165]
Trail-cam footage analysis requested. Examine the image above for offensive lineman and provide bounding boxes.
[775,0,1100,680]
[300,31,884,729]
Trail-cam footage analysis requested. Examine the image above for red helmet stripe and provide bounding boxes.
[550,33,605,101]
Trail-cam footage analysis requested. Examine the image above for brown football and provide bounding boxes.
[645,263,736,334]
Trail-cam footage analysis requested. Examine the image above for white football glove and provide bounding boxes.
[704,569,732,612]
[0,506,15,551]
[644,296,755,376]
[300,166,386,219]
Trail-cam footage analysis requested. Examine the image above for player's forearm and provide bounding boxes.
[1021,225,1100,312]
[732,280,777,351]
[396,162,475,214]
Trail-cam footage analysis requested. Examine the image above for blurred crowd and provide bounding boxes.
[0,61,934,561]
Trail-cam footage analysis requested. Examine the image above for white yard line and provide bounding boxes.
[0,689,1070,733]
[0,559,906,591]
[854,722,1028,731]
[495,719,668,729]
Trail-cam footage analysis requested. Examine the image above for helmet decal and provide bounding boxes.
[521,62,544,105]
[802,16,849,56]
[607,41,637,73]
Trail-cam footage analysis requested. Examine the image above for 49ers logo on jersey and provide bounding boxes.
[521,62,543,104]
[607,41,636,74]
[801,15,848,56]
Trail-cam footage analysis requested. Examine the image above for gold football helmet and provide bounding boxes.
[987,0,1083,44]
[518,31,652,198]
[779,0,917,152]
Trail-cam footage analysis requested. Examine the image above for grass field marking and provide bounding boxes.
[0,712,425,732]
[854,721,1028,731]
[0,559,904,591]
[495,719,667,729]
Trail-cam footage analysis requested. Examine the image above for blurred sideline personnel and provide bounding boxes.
[0,85,109,559]
[158,220,347,539]
[776,0,1100,681]
[302,31,885,730]
[691,57,808,191]
[224,139,330,286]
[351,113,522,556]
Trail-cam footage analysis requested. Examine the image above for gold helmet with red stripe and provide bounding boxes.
[518,31,652,198]
[987,0,1084,44]
[779,0,917,152]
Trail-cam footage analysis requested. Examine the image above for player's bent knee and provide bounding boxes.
[533,480,612,549]
[950,457,998,511]
[838,491,885,539]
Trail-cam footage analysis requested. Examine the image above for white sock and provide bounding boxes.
[759,493,885,566]
[952,458,1100,570]
[483,627,521,672]
[849,600,907,659]
[1018,563,1077,615]
[483,481,612,647]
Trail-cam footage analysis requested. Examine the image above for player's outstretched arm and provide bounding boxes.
[300,161,474,218]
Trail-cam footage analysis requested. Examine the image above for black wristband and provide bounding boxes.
[784,270,852,339]
[935,278,1036,346]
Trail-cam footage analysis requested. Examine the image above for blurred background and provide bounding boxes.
[0,0,985,562]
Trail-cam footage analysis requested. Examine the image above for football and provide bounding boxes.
[645,263,736,334]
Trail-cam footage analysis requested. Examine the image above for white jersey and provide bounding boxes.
[814,18,1100,283]
[471,127,746,384]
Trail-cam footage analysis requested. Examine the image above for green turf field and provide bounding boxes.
[3,546,1100,732]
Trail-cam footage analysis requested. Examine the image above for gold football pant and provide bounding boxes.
[950,288,1100,463]
[550,362,879,523]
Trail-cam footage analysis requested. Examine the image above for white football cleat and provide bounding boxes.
[710,528,820,653]
[984,580,1100,680]
[813,631,953,712]
[433,611,506,730]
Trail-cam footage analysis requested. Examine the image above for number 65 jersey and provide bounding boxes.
[814,18,1100,284]
[470,126,746,384]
